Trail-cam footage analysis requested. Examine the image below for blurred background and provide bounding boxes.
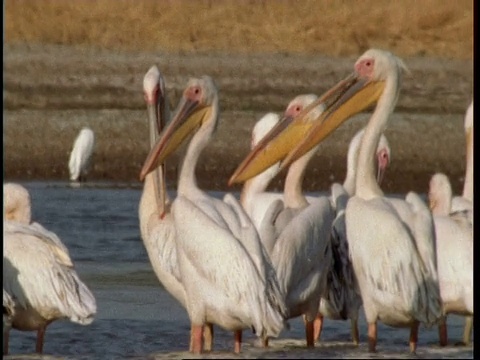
[5,0,472,58]
[4,1,473,192]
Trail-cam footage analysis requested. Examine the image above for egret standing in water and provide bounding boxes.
[69,127,95,183]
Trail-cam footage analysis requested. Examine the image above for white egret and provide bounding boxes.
[68,127,95,182]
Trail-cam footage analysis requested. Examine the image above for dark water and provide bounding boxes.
[5,182,474,359]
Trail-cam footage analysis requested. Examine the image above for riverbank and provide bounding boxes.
[4,43,473,193]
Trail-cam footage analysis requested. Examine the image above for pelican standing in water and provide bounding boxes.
[68,127,95,182]
[229,49,443,353]
[138,65,214,351]
[233,95,391,346]
[428,173,473,346]
[287,49,442,353]
[140,76,287,354]
[447,100,473,345]
[3,183,97,355]
[239,112,283,235]
[451,100,473,215]
[240,96,336,347]
[315,126,390,346]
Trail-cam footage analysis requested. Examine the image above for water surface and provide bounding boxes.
[5,182,473,359]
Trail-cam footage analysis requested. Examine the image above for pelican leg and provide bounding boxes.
[438,316,448,346]
[313,313,324,342]
[457,315,473,346]
[305,318,315,347]
[36,326,46,353]
[367,322,377,353]
[3,330,9,355]
[234,330,242,353]
[203,323,214,351]
[261,336,269,347]
[190,324,204,354]
[409,321,419,353]
[350,317,359,345]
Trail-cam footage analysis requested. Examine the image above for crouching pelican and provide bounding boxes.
[3,183,97,355]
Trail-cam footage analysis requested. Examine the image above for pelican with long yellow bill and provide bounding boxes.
[139,84,213,182]
[288,48,442,354]
[228,75,358,185]
[139,75,288,355]
[279,75,385,171]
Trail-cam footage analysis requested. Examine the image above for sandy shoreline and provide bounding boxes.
[4,43,473,193]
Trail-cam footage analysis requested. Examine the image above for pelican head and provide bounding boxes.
[228,93,322,185]
[376,134,391,185]
[229,49,406,184]
[143,65,167,139]
[428,173,452,216]
[140,76,218,181]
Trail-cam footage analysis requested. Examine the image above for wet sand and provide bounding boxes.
[4,43,473,194]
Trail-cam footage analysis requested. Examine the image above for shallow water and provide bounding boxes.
[4,182,473,359]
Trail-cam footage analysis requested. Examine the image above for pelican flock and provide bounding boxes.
[3,183,97,355]
[228,49,451,354]
[68,127,95,182]
[234,95,392,347]
[284,49,443,353]
[5,45,472,357]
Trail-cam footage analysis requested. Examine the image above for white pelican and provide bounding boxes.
[139,76,288,354]
[245,96,336,347]
[297,49,442,353]
[3,182,97,355]
[315,126,390,346]
[450,100,474,345]
[428,173,473,346]
[239,112,283,237]
[138,65,214,351]
[451,100,473,214]
[230,49,443,353]
[233,96,391,346]
[68,127,95,182]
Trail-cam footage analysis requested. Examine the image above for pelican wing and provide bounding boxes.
[271,196,334,316]
[223,193,289,322]
[147,213,182,283]
[450,209,473,228]
[173,196,285,337]
[451,196,473,214]
[3,288,15,317]
[4,227,96,325]
[5,220,72,267]
[258,198,285,254]
[434,215,473,313]
[347,196,442,327]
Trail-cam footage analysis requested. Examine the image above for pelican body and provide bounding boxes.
[228,49,443,353]
[236,97,391,347]
[138,65,215,351]
[68,127,95,182]
[3,183,97,355]
[429,173,473,346]
[140,76,287,354]
[451,100,473,214]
